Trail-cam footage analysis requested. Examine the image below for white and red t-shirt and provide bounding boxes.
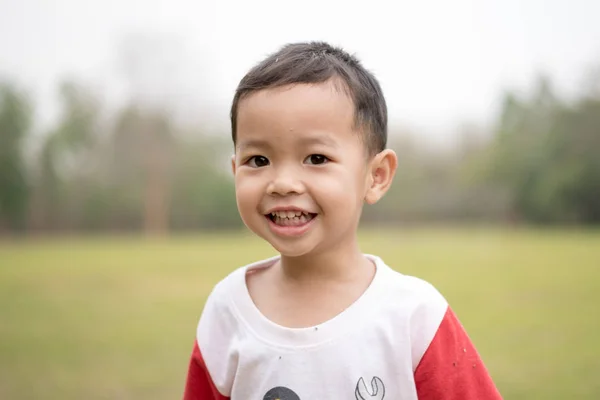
[183,255,502,399]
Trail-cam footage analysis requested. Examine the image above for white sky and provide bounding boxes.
[1,0,600,143]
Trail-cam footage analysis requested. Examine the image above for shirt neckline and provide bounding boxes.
[230,254,388,348]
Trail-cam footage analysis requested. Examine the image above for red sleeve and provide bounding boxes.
[183,341,229,400]
[414,307,502,399]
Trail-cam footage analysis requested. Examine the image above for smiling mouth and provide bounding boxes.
[266,210,317,226]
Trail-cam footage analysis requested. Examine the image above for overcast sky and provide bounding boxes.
[1,0,599,143]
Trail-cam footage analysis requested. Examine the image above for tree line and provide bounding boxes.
[1,67,599,235]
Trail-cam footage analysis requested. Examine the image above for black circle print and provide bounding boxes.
[263,386,301,400]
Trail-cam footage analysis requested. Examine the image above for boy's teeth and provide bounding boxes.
[269,210,315,225]
[271,210,308,218]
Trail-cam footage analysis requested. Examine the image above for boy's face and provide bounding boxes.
[232,81,389,258]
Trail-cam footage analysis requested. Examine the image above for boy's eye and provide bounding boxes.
[305,154,329,165]
[247,156,270,168]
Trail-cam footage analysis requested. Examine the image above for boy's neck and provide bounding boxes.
[277,239,372,284]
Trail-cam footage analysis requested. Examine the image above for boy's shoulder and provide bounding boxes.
[372,255,451,369]
[201,255,280,311]
[370,254,447,307]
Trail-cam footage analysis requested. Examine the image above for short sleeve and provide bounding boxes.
[414,307,502,399]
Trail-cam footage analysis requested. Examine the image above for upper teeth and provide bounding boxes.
[271,211,305,218]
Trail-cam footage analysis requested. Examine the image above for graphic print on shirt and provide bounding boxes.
[355,376,385,400]
[263,386,301,400]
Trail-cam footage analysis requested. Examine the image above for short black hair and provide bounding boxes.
[230,41,387,155]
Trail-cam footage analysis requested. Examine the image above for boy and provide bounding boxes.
[183,42,502,399]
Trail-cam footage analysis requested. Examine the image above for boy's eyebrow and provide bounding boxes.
[238,135,339,151]
[237,139,272,151]
[298,135,339,148]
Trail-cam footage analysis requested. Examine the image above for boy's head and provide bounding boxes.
[230,41,387,156]
[230,42,397,258]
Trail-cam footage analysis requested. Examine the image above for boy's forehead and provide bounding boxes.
[236,82,355,137]
[241,82,353,113]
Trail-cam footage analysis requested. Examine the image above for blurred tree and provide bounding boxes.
[140,111,174,235]
[0,82,32,232]
[489,77,561,222]
[110,105,175,235]
[488,74,600,224]
[169,136,240,230]
[32,80,101,230]
[546,96,600,223]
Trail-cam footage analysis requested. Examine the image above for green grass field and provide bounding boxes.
[1,227,599,399]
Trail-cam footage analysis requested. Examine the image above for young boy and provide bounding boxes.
[183,42,502,399]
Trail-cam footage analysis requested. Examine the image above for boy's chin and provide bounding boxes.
[249,225,323,259]
[268,241,318,259]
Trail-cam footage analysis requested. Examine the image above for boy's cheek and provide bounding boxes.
[234,180,259,203]
[313,175,346,193]
[234,172,260,187]
[315,176,363,206]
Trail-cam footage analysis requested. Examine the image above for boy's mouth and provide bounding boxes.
[266,210,317,226]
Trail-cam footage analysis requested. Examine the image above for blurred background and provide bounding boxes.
[1,0,599,399]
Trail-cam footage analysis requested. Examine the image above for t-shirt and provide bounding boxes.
[183,254,502,399]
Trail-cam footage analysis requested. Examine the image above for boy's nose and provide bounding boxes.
[266,169,305,196]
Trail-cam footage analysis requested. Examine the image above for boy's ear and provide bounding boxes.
[231,154,236,175]
[365,149,398,205]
